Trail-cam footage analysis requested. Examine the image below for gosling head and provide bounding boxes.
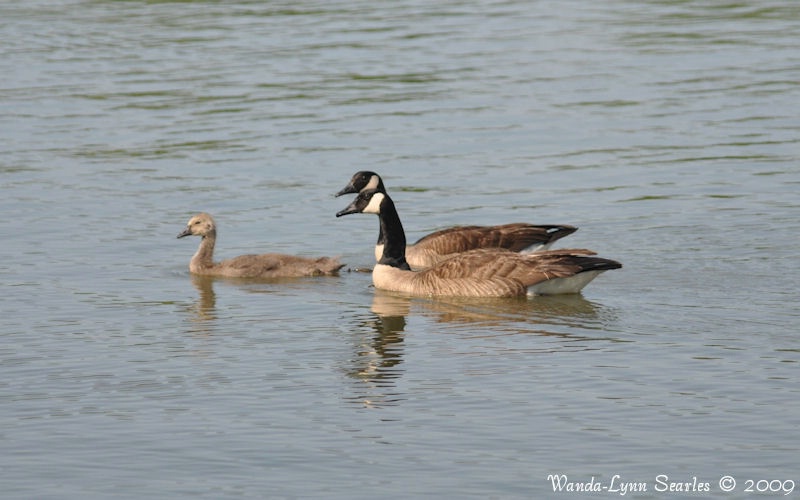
[336,189,386,217]
[177,212,217,239]
[335,171,385,197]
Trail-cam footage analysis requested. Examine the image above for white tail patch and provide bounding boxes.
[527,270,604,296]
[520,242,550,253]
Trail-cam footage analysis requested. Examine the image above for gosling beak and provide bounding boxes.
[336,199,360,217]
[177,227,192,238]
[335,183,358,197]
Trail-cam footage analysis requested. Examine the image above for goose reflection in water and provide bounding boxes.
[342,289,619,408]
[413,293,622,352]
[368,288,608,327]
[421,293,605,326]
[343,291,410,409]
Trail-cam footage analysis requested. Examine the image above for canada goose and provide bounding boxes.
[177,213,344,278]
[336,190,621,297]
[336,171,577,269]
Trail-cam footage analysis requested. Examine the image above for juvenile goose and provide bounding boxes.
[336,190,621,297]
[336,170,577,269]
[177,213,344,278]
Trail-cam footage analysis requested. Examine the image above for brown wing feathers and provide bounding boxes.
[411,248,620,296]
[412,223,577,254]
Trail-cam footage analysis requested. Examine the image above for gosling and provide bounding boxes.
[177,212,344,278]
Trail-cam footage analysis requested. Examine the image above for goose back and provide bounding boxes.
[400,223,577,268]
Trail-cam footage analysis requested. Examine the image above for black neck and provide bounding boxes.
[374,180,387,246]
[377,196,411,270]
[376,220,385,246]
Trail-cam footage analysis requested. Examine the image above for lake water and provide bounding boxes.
[2,0,799,498]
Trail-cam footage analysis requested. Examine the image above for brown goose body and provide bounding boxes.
[336,171,576,269]
[373,248,616,297]
[177,213,344,278]
[336,190,621,298]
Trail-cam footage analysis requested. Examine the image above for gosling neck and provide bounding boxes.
[190,230,217,273]
[377,196,411,271]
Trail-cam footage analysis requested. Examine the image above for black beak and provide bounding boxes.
[336,198,361,217]
[177,227,192,238]
[335,183,358,197]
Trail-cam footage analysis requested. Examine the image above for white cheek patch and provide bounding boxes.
[365,176,379,191]
[363,192,385,214]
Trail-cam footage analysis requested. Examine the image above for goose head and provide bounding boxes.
[177,212,217,239]
[335,171,385,197]
[336,189,386,217]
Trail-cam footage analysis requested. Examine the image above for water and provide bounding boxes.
[2,0,799,498]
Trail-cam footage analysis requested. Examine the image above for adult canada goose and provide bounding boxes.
[336,190,621,297]
[336,171,577,269]
[177,213,344,278]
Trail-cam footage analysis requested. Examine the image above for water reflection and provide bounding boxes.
[414,294,625,354]
[342,292,409,408]
[417,294,604,326]
[342,289,623,408]
[369,289,615,333]
[188,274,217,325]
